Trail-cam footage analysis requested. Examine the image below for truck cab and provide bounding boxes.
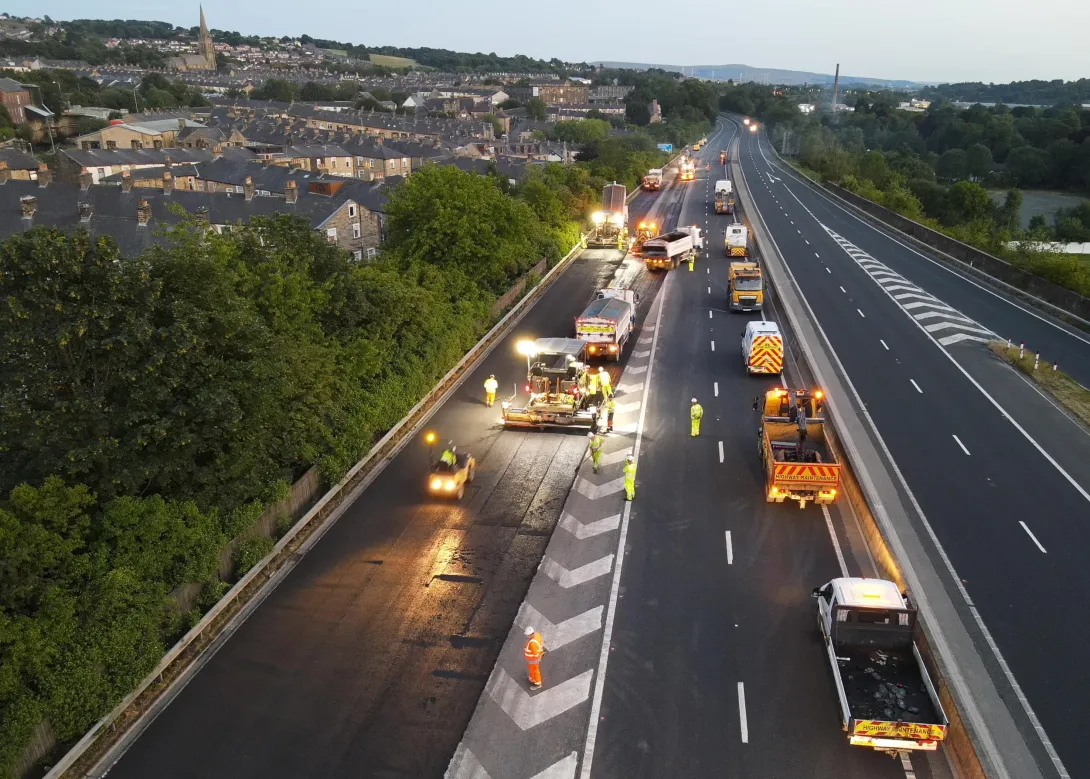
[813,578,948,755]
[728,262,763,311]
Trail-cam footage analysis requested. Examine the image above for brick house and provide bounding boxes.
[0,77,32,122]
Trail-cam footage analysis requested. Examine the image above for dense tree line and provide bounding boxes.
[0,68,209,119]
[920,79,1090,106]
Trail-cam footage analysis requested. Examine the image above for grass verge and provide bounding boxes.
[989,340,1090,428]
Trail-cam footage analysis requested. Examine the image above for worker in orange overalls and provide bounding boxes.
[524,626,545,689]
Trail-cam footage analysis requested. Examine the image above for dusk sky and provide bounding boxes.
[6,0,1088,84]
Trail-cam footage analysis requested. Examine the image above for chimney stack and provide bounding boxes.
[137,199,152,226]
[20,195,37,219]
[163,170,174,195]
[243,176,254,201]
[285,179,298,204]
[193,205,210,227]
[79,202,93,222]
[213,143,222,157]
[37,164,52,187]
[831,63,841,117]
[79,171,93,190]
[0,161,10,185]
[122,170,134,193]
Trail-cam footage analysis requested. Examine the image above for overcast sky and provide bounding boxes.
[7,0,1088,84]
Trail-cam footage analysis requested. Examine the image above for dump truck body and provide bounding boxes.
[813,578,948,755]
[575,296,634,361]
[642,230,694,270]
[724,224,749,257]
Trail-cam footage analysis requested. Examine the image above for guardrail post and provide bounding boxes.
[1019,342,1025,359]
[1033,352,1040,371]
[1053,362,1059,371]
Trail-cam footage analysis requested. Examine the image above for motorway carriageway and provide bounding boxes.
[738,120,1088,779]
[585,124,934,779]
[100,154,684,779]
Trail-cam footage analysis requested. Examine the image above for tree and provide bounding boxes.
[936,148,968,181]
[526,97,547,121]
[965,143,994,180]
[946,181,993,223]
[1006,145,1049,187]
[997,188,1023,231]
[857,150,890,188]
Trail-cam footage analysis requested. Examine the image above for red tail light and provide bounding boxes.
[524,384,530,393]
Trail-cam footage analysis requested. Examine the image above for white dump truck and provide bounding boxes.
[575,295,634,361]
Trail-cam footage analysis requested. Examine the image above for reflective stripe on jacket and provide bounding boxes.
[524,634,544,663]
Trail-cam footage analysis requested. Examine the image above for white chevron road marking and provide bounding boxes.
[487,667,594,730]
[542,555,614,588]
[559,512,621,540]
[573,476,626,500]
[632,349,651,358]
[938,333,993,346]
[624,365,647,375]
[517,603,604,650]
[615,381,643,394]
[531,752,578,779]
[445,744,491,779]
[925,321,994,335]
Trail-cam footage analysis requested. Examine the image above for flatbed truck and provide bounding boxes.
[813,577,949,756]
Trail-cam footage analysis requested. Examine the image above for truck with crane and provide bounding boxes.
[812,577,949,756]
[753,386,839,507]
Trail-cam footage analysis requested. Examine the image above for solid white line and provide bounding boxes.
[910,379,923,394]
[857,309,865,318]
[821,504,849,576]
[725,530,733,563]
[710,340,715,351]
[580,271,670,779]
[714,381,719,397]
[953,434,971,456]
[737,682,749,743]
[880,339,889,350]
[1018,521,1047,553]
[718,440,725,463]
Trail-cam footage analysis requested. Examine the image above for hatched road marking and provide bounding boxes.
[542,555,614,588]
[516,603,604,651]
[573,476,626,501]
[559,512,621,540]
[487,668,594,730]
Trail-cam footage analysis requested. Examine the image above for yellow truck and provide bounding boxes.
[754,386,839,507]
[728,262,764,312]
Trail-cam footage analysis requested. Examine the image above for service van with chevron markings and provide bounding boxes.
[742,320,783,375]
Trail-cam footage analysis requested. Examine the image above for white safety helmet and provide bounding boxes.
[599,366,606,372]
[626,454,634,462]
[691,397,698,403]
[525,626,536,637]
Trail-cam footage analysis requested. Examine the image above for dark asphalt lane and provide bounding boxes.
[738,126,1084,779]
[104,216,682,776]
[590,128,912,779]
[750,133,1090,389]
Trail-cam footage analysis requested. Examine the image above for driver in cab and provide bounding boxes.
[439,442,459,470]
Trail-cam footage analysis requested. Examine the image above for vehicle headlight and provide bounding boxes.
[445,480,456,490]
[592,211,606,225]
[430,478,442,490]
[610,213,624,226]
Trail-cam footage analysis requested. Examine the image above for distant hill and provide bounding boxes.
[594,61,932,89]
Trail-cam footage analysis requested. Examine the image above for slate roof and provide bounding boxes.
[0,180,362,257]
[191,158,325,192]
[0,147,41,170]
[63,147,254,168]
[99,164,201,183]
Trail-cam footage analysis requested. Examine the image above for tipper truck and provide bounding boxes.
[753,386,839,507]
[501,338,598,430]
[679,159,696,182]
[589,182,628,248]
[642,229,696,270]
[728,261,764,312]
[812,577,949,756]
[575,295,634,361]
[724,224,749,257]
[642,169,663,191]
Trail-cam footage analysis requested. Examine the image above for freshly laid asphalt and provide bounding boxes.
[739,122,1088,779]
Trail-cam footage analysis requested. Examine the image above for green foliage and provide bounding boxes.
[251,78,301,102]
[525,97,547,121]
[548,119,610,144]
[232,536,276,578]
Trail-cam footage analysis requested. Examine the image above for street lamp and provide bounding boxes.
[517,339,538,372]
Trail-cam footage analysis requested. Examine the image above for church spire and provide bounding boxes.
[200,5,209,37]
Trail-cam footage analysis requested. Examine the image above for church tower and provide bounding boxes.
[198,6,216,70]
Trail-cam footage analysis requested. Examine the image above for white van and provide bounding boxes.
[715,179,733,197]
[742,320,784,375]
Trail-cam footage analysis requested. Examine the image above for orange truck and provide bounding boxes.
[754,387,840,507]
[813,577,949,756]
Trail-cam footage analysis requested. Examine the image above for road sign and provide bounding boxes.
[657,143,673,152]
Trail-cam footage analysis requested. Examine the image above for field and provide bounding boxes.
[988,188,1088,229]
[368,54,417,68]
